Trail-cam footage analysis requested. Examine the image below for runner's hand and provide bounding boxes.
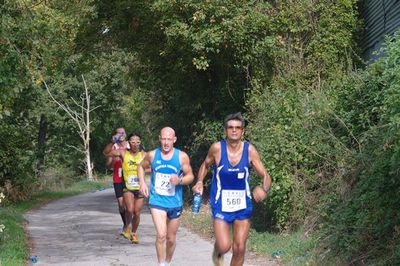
[252,186,267,202]
[192,180,203,194]
[112,133,125,143]
[140,182,149,198]
[112,134,119,143]
[170,174,180,186]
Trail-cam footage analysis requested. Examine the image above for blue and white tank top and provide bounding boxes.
[210,140,252,213]
[150,148,183,208]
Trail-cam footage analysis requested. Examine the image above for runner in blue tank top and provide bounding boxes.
[193,113,272,266]
[138,127,194,266]
[209,139,253,221]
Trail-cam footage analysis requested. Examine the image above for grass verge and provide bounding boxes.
[0,177,109,266]
[247,229,317,265]
[181,203,317,266]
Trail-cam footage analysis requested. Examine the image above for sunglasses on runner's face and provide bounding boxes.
[129,141,141,144]
[226,125,243,130]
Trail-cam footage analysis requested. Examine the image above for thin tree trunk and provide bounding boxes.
[37,114,47,177]
[86,149,93,181]
[83,75,94,181]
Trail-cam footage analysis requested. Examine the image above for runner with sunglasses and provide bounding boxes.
[105,132,148,244]
[192,113,272,266]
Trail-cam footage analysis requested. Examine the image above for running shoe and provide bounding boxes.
[122,225,131,239]
[131,232,139,244]
[212,248,224,266]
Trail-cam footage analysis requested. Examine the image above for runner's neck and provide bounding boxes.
[226,140,242,152]
[161,148,175,160]
[226,141,243,166]
[129,149,139,156]
[117,141,127,149]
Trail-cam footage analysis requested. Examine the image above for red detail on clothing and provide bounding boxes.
[113,160,123,183]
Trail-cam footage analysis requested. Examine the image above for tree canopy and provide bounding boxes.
[1,0,399,264]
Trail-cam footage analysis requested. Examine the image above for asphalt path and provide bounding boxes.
[24,188,278,266]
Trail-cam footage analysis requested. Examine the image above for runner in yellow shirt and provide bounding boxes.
[106,132,147,244]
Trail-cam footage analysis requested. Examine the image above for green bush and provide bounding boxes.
[247,76,355,231]
[316,32,400,265]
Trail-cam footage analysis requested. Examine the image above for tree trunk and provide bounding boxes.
[85,149,93,181]
[83,75,94,181]
[37,114,47,177]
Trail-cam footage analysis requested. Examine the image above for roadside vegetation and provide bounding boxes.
[182,203,316,265]
[0,175,109,266]
[1,1,400,265]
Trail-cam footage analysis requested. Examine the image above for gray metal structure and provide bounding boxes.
[360,0,400,61]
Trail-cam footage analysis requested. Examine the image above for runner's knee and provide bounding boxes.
[133,209,141,217]
[215,240,232,254]
[126,205,134,213]
[232,242,246,257]
[166,234,176,245]
[156,232,167,242]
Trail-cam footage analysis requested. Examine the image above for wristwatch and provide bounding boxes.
[263,186,270,193]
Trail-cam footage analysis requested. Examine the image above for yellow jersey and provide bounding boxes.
[122,151,144,190]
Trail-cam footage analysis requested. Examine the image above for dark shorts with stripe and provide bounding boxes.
[149,204,183,219]
[123,188,144,199]
[113,182,124,198]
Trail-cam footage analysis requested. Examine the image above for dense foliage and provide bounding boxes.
[316,33,400,265]
[0,0,92,198]
[1,0,399,264]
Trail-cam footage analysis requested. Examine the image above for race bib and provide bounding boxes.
[154,173,175,196]
[118,168,122,178]
[221,189,246,212]
[127,175,139,189]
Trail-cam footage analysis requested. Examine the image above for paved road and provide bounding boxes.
[24,188,278,266]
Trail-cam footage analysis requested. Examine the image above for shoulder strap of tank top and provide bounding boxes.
[243,141,250,165]
[219,140,227,166]
[152,148,161,163]
[123,151,131,164]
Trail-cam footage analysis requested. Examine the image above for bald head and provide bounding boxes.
[160,127,175,137]
[159,127,177,154]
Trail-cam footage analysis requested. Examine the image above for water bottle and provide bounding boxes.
[192,193,202,214]
[29,255,38,264]
[113,133,124,143]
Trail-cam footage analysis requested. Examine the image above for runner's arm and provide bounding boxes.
[105,157,113,169]
[103,147,123,159]
[138,151,153,197]
[192,142,218,193]
[171,151,194,186]
[103,143,114,169]
[102,143,113,155]
[249,144,272,202]
[141,151,152,173]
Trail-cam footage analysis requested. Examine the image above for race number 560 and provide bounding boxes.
[221,190,246,212]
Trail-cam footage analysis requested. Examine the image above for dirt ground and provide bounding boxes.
[24,188,280,266]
